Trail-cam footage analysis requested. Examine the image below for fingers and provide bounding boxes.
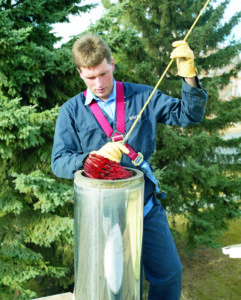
[92,142,129,163]
[90,151,97,155]
[170,46,194,59]
[116,142,130,154]
[102,142,129,154]
[170,40,194,60]
[172,40,188,48]
[105,142,123,162]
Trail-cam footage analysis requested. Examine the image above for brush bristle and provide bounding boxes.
[83,154,133,180]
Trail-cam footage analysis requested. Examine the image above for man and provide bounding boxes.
[51,33,207,299]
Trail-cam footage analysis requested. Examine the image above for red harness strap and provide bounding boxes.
[83,81,143,165]
[84,82,165,198]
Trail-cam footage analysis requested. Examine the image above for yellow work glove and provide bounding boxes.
[91,142,129,163]
[170,40,196,78]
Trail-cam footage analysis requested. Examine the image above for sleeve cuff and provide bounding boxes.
[182,76,207,96]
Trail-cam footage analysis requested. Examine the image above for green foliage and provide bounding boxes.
[92,0,241,250]
[0,0,94,298]
[1,0,241,297]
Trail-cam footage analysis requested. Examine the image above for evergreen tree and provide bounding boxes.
[89,0,241,249]
[0,0,95,298]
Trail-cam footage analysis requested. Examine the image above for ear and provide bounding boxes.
[111,58,115,72]
[77,68,84,79]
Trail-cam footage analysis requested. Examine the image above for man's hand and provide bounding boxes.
[90,142,129,163]
[170,40,196,78]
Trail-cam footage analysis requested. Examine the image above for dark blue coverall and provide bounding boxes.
[52,79,207,300]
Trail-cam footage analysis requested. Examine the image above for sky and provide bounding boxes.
[51,0,241,47]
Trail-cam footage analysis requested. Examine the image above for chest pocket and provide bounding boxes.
[76,123,108,153]
[125,115,155,161]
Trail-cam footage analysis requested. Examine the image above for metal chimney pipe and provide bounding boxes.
[74,168,144,300]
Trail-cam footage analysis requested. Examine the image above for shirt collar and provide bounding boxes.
[84,79,116,105]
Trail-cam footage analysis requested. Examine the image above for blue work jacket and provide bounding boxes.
[51,79,207,202]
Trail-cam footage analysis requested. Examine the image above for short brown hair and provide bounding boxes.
[72,33,112,69]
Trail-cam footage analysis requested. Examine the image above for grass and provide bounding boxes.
[142,217,241,300]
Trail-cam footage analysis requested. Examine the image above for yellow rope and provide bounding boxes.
[123,0,211,144]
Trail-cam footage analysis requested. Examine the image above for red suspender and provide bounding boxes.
[84,81,142,164]
[115,81,125,135]
[89,101,113,138]
[84,81,125,139]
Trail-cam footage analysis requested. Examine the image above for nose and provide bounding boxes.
[95,76,103,87]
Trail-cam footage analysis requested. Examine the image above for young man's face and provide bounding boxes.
[78,58,115,101]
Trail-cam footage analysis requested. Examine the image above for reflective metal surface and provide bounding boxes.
[74,168,144,300]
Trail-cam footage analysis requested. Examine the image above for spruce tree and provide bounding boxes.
[0,1,95,299]
[89,0,241,249]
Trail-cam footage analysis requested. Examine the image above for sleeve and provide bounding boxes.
[152,77,208,126]
[51,104,89,179]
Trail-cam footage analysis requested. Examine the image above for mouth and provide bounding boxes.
[96,88,105,94]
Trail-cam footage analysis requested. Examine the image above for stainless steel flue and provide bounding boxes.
[74,168,144,300]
